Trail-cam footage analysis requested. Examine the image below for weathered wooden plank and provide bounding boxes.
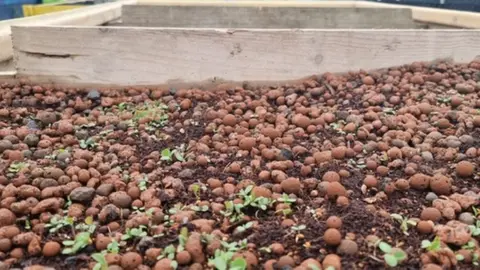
[12,26,480,86]
[0,0,136,63]
[135,0,480,28]
[122,5,416,29]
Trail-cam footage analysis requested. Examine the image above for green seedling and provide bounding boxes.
[8,162,28,173]
[383,108,396,116]
[474,253,480,266]
[329,122,346,135]
[133,102,169,127]
[138,175,148,191]
[456,253,465,261]
[209,250,247,270]
[46,215,75,234]
[107,239,120,253]
[378,241,407,267]
[221,239,248,253]
[275,208,293,216]
[191,183,201,200]
[161,147,185,163]
[75,216,96,234]
[221,201,245,223]
[421,236,442,252]
[132,206,153,217]
[168,203,186,215]
[462,240,476,251]
[177,227,189,252]
[291,224,306,232]
[62,232,91,255]
[291,224,307,242]
[472,206,480,221]
[121,225,148,241]
[437,96,451,104]
[190,205,209,212]
[235,222,253,234]
[239,185,273,210]
[390,214,417,235]
[79,138,98,149]
[25,217,31,230]
[92,253,108,270]
[222,186,272,222]
[259,246,271,253]
[65,196,73,208]
[277,193,296,205]
[469,220,480,236]
[157,244,178,269]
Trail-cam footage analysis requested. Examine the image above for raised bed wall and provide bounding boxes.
[121,5,418,29]
[11,26,480,86]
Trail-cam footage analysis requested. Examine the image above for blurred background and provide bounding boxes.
[1,0,479,22]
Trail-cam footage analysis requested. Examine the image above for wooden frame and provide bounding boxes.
[121,5,418,29]
[0,0,136,63]
[2,0,480,86]
[134,1,480,29]
[12,26,480,86]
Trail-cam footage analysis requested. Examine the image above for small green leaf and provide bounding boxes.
[421,240,431,249]
[62,248,73,254]
[393,250,407,261]
[170,260,178,269]
[63,240,75,246]
[456,254,465,261]
[212,257,227,270]
[384,254,398,267]
[390,214,403,221]
[230,257,247,270]
[407,220,417,226]
[379,242,392,253]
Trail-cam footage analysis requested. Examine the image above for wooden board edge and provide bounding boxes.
[133,0,480,28]
[133,1,360,8]
[0,0,136,63]
[121,5,416,29]
[11,57,460,90]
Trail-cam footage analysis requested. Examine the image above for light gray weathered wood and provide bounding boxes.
[11,26,480,86]
[122,5,417,28]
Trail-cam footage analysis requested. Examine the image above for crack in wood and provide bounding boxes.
[18,50,84,59]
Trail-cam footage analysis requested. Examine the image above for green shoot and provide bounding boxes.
[8,162,28,173]
[468,220,480,236]
[190,205,209,212]
[92,253,108,270]
[277,193,297,205]
[390,214,417,235]
[421,236,442,252]
[62,232,91,255]
[157,244,178,269]
[191,183,201,200]
[161,145,185,163]
[75,216,96,234]
[462,240,476,251]
[46,215,74,234]
[79,138,98,149]
[107,239,120,253]
[138,175,148,191]
[121,225,148,241]
[378,241,407,267]
[235,222,253,234]
[291,224,306,232]
[209,250,247,270]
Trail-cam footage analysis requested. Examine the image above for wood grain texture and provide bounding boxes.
[0,0,136,63]
[122,5,416,29]
[136,0,480,28]
[12,26,480,86]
